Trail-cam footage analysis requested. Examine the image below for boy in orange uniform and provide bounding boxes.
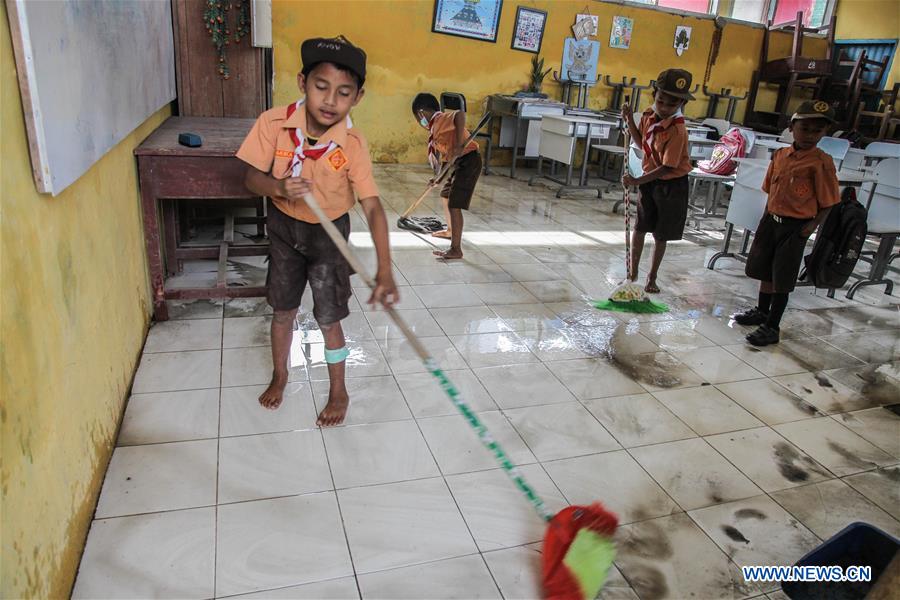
[734,101,840,346]
[621,69,695,293]
[238,36,397,425]
[412,93,483,260]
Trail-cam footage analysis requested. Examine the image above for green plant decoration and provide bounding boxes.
[203,0,251,80]
[529,55,552,93]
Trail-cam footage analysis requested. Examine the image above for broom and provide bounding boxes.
[592,126,669,314]
[397,112,492,233]
[303,192,619,599]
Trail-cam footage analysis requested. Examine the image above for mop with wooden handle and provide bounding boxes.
[302,192,618,599]
[592,125,669,314]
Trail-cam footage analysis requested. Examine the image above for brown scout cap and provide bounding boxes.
[654,69,696,101]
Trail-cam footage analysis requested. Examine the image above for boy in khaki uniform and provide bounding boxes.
[238,36,397,426]
[621,69,695,293]
[412,93,483,260]
[734,100,840,346]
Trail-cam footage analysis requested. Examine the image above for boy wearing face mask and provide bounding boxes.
[621,69,695,294]
[411,93,483,260]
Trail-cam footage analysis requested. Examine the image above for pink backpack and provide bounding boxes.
[698,128,747,176]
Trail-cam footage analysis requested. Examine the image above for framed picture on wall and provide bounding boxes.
[432,0,503,43]
[511,6,547,53]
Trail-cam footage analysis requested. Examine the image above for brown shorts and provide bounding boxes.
[636,176,690,241]
[440,150,482,210]
[266,200,352,324]
[745,213,813,293]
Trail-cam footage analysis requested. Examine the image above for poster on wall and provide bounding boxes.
[674,25,692,56]
[561,38,600,83]
[511,6,547,53]
[432,0,503,43]
[574,13,598,36]
[609,15,633,50]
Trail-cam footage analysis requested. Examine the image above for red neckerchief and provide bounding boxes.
[642,109,684,165]
[285,100,349,177]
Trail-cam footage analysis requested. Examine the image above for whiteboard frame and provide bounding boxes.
[6,0,51,193]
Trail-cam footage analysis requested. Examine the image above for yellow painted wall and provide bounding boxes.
[272,0,825,163]
[0,2,170,596]
[834,0,899,87]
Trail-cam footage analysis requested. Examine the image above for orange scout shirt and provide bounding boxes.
[429,110,479,157]
[638,109,692,179]
[236,104,380,224]
[762,145,840,219]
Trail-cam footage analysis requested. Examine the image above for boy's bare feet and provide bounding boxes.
[645,280,660,294]
[433,248,463,260]
[432,229,451,239]
[317,387,349,427]
[258,372,288,409]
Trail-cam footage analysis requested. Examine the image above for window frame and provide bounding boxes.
[599,0,837,31]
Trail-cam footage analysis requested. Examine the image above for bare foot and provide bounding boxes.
[433,248,463,260]
[317,387,349,427]
[258,372,288,410]
[645,280,660,294]
[432,229,452,239]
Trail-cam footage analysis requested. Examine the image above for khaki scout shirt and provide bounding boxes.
[638,109,692,179]
[762,145,840,219]
[237,104,380,223]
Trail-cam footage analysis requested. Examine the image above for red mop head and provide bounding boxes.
[542,503,619,600]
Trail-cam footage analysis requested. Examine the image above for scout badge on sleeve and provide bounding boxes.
[302,191,620,600]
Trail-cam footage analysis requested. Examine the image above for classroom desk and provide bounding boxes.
[484,95,566,179]
[528,115,614,198]
[135,116,267,321]
[750,139,790,158]
[707,159,877,274]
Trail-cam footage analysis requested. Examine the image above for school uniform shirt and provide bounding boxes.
[429,110,479,158]
[638,108,692,179]
[762,145,840,219]
[237,103,380,224]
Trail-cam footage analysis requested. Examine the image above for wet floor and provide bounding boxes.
[74,164,900,599]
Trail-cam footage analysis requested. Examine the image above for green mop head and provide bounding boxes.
[592,282,669,314]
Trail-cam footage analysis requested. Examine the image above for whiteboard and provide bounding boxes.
[7,0,176,196]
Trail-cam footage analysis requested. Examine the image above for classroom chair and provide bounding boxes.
[701,118,731,137]
[817,136,851,169]
[847,158,900,299]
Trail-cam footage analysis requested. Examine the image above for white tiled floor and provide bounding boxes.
[74,165,900,599]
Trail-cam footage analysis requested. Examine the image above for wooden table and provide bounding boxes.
[135,116,267,321]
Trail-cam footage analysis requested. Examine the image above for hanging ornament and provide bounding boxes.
[203,0,251,80]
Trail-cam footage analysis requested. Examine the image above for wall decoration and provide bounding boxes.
[609,15,633,50]
[432,0,503,43]
[511,6,547,53]
[674,25,692,56]
[561,37,600,83]
[575,13,598,36]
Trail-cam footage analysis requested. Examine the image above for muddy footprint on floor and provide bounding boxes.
[627,564,669,600]
[773,441,829,483]
[621,521,674,560]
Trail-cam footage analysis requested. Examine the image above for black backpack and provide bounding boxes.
[801,187,868,289]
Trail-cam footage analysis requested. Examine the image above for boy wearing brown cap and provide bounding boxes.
[733,100,840,346]
[238,36,397,426]
[621,69,695,293]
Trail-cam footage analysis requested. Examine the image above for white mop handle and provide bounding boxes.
[301,193,431,359]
